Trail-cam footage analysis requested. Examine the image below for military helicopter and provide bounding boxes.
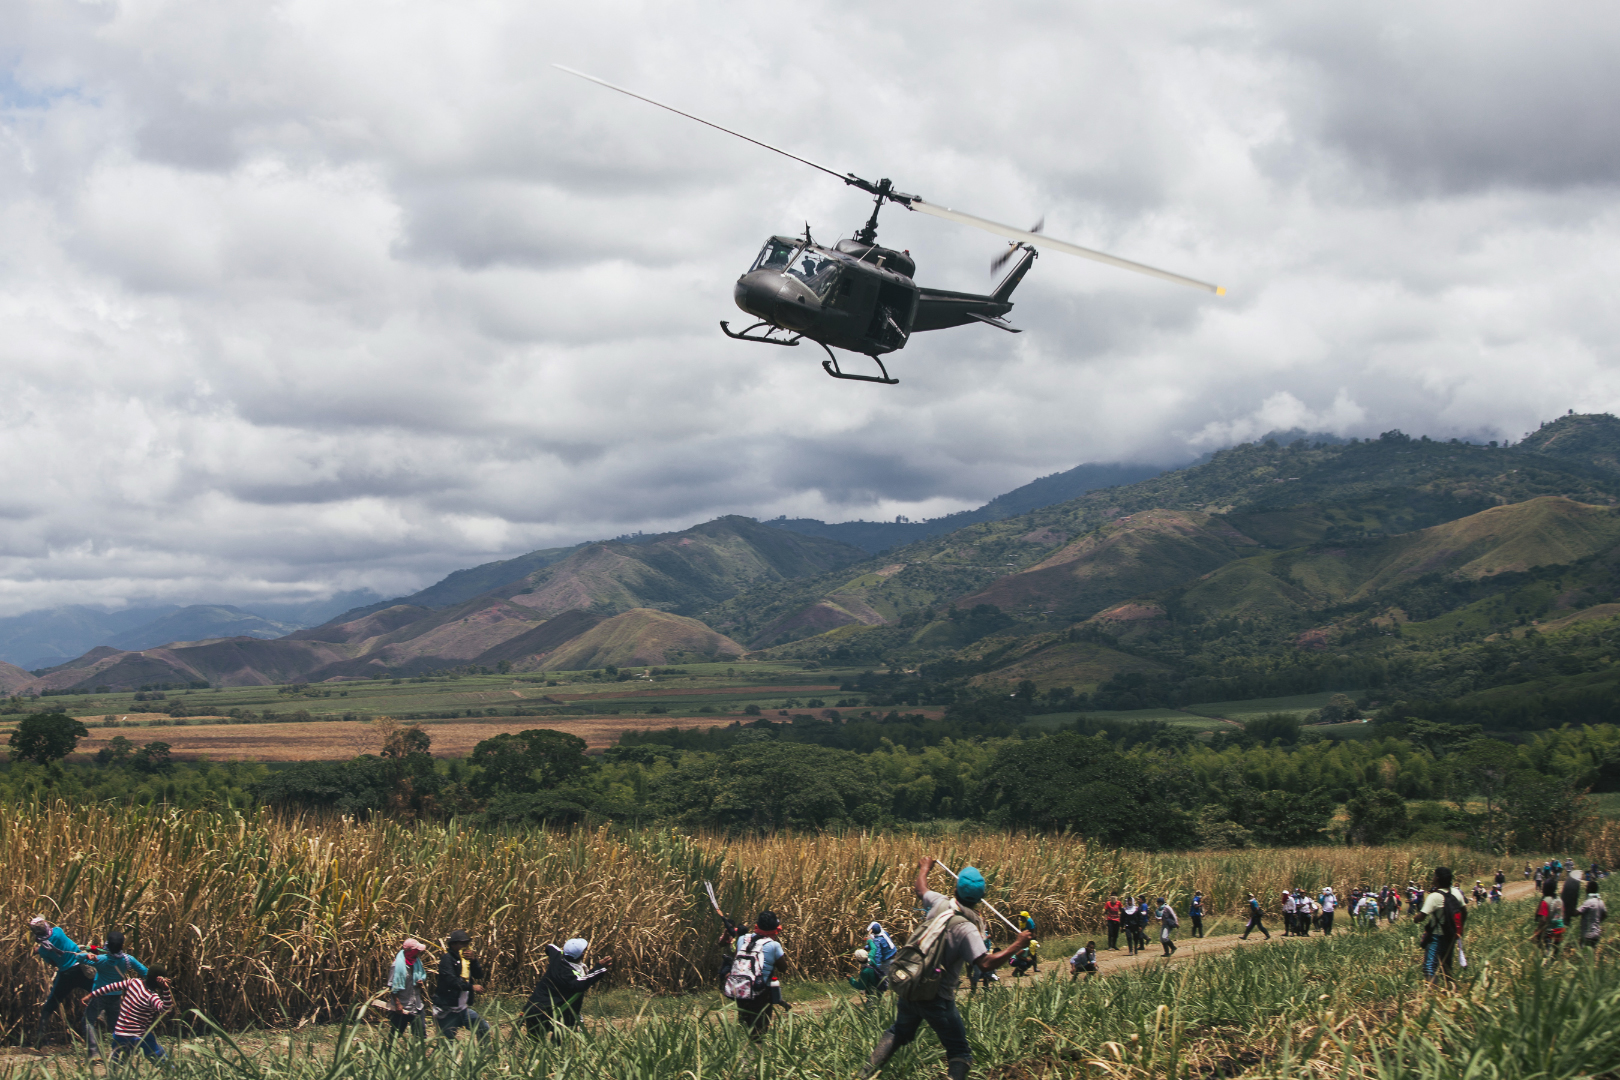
[557,66,1223,385]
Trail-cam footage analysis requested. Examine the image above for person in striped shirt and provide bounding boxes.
[80,966,173,1062]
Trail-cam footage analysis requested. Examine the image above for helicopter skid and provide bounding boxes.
[719,320,801,346]
[819,343,898,385]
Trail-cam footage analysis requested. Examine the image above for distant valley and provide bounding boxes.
[4,414,1620,737]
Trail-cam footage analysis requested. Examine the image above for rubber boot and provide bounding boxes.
[946,1057,972,1080]
[860,1033,898,1078]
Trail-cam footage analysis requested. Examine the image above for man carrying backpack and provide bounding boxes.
[1419,867,1467,984]
[860,857,1031,1080]
[721,911,785,1044]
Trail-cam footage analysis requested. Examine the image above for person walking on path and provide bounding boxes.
[1121,897,1140,956]
[79,966,173,1064]
[1575,879,1606,954]
[1103,895,1123,951]
[26,916,94,1052]
[1240,894,1270,940]
[385,938,429,1049]
[1536,880,1566,957]
[1281,889,1297,937]
[432,930,489,1041]
[1156,897,1179,956]
[1420,867,1468,983]
[859,857,1030,1080]
[1494,869,1506,889]
[1561,867,1584,927]
[726,911,786,1045]
[522,938,612,1039]
[84,930,147,1064]
[1189,892,1206,938]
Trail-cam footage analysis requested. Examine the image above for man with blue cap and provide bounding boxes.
[860,857,1031,1080]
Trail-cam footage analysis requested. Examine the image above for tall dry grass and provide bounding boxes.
[0,803,1493,1036]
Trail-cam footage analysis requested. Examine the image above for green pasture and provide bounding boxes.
[20,661,883,727]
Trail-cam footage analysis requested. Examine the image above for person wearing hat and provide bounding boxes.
[83,930,147,1063]
[26,916,94,1052]
[1239,893,1270,941]
[1318,887,1337,936]
[860,857,1031,1080]
[386,938,429,1048]
[522,937,612,1040]
[850,922,896,998]
[432,930,489,1040]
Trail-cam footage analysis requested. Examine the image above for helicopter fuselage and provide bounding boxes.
[724,232,1037,382]
[733,237,922,355]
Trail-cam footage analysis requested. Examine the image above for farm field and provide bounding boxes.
[1180,690,1355,721]
[1026,708,1230,730]
[0,803,1501,1037]
[68,713,735,760]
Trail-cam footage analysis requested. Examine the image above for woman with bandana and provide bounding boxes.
[386,938,430,1048]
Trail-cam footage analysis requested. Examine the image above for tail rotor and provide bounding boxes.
[991,217,1044,274]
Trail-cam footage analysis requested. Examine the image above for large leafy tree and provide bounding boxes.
[978,732,1194,849]
[469,729,589,795]
[7,711,90,764]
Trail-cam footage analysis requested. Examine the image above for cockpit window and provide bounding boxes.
[751,239,797,272]
[786,248,842,297]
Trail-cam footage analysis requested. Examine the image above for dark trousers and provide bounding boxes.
[387,1010,427,1045]
[33,966,92,1048]
[1106,921,1120,949]
[886,996,972,1065]
[1191,915,1203,938]
[1242,914,1269,940]
[737,999,772,1043]
[435,1008,490,1040]
[1321,912,1335,935]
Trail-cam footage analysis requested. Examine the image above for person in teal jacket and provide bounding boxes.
[28,916,94,1051]
[84,931,148,1063]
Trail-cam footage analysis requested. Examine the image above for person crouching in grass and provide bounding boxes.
[80,966,173,1063]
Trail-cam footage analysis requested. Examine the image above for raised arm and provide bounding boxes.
[914,856,935,900]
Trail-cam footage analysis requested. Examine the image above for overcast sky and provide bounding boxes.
[1,0,1618,615]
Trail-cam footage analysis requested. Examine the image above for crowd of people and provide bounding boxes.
[21,857,1608,1076]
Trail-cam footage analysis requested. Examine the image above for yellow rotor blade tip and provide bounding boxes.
[1216,286,1226,296]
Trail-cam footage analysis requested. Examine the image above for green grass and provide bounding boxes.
[1180,691,1358,721]
[1025,709,1231,730]
[1589,792,1620,821]
[19,663,876,728]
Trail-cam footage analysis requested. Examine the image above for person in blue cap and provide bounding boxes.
[860,857,1031,1080]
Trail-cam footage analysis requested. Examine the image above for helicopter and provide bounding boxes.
[557,66,1223,385]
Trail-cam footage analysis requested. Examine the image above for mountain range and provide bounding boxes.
[7,413,1620,701]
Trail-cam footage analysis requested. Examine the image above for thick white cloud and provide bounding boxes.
[0,0,1617,614]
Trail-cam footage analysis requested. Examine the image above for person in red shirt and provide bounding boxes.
[1103,895,1123,951]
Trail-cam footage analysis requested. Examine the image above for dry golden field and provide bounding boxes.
[0,803,1497,1034]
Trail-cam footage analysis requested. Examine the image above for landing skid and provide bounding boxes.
[819,343,898,385]
[718,321,897,384]
[720,320,801,346]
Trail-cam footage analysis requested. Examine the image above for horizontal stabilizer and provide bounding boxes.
[967,313,1021,333]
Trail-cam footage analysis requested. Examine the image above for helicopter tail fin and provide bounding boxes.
[991,246,1037,303]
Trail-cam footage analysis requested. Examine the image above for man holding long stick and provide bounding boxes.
[860,857,1030,1080]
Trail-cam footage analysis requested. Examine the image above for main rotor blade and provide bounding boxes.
[554,65,852,186]
[904,198,1224,295]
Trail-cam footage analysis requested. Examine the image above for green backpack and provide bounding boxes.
[885,901,982,1003]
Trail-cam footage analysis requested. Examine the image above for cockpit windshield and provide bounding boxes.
[786,247,842,297]
[751,239,797,272]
